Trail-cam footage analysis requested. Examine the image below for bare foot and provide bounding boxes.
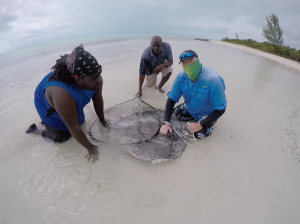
[155,86,165,93]
[26,123,37,133]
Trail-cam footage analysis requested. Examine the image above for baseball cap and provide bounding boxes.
[179,50,198,64]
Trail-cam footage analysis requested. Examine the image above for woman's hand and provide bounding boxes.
[100,119,108,128]
[85,145,99,163]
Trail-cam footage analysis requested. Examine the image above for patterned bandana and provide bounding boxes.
[182,58,202,81]
[65,44,101,77]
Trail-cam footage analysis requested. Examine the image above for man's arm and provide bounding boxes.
[160,74,183,135]
[154,61,173,74]
[160,98,175,134]
[155,44,173,74]
[136,74,145,97]
[186,109,225,134]
[187,77,227,134]
[137,56,148,97]
[51,87,98,161]
[92,80,106,126]
[164,98,176,122]
[199,110,225,127]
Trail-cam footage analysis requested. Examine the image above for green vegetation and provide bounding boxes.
[221,13,300,62]
[221,38,300,62]
[262,13,284,46]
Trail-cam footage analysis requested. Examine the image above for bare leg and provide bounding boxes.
[157,72,172,93]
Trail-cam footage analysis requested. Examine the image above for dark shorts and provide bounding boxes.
[42,123,71,143]
[172,103,217,139]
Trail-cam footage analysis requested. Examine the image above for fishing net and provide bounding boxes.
[89,98,188,164]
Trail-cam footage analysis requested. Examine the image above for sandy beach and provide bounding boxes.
[210,40,300,72]
[0,37,300,224]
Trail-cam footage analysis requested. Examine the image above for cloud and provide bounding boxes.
[0,0,299,54]
[0,0,75,52]
[143,0,159,6]
[128,0,159,6]
[1,14,18,24]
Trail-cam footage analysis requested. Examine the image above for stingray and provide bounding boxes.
[89,98,188,164]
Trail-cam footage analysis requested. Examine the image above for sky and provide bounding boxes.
[0,0,299,54]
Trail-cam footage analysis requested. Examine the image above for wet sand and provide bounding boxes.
[0,37,300,224]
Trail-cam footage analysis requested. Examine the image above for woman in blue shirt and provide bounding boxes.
[26,44,106,163]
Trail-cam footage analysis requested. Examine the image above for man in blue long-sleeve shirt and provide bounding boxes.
[160,50,227,139]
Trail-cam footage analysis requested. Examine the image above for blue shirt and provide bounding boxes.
[167,66,227,119]
[34,72,95,130]
[139,42,173,75]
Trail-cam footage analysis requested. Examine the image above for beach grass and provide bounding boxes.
[221,37,300,62]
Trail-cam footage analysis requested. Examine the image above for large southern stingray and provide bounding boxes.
[89,98,187,164]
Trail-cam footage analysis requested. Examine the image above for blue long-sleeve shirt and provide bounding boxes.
[167,66,227,120]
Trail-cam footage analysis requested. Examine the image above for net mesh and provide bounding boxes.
[89,98,187,164]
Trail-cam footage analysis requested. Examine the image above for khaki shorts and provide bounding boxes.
[146,66,173,87]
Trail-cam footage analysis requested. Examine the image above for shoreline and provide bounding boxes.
[209,40,300,72]
[1,37,300,224]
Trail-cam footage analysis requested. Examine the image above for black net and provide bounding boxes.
[89,98,187,164]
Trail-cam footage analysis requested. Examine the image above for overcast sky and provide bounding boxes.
[0,0,299,54]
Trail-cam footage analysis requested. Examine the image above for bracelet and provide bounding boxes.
[163,121,170,125]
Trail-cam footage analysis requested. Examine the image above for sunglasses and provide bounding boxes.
[179,52,194,60]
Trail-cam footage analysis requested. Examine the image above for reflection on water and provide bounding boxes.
[250,60,276,96]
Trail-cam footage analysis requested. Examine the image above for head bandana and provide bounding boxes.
[65,44,101,77]
[182,58,202,81]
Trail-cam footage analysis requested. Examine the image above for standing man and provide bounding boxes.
[136,36,173,97]
[160,50,227,139]
[26,44,106,162]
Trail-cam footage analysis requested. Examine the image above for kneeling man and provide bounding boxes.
[160,50,227,139]
[136,36,173,97]
[26,44,106,162]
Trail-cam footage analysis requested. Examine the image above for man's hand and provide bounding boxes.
[136,89,142,97]
[187,122,202,134]
[160,123,172,135]
[85,145,99,163]
[153,64,164,74]
[100,119,108,127]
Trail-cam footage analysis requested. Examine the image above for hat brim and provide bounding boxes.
[179,56,195,64]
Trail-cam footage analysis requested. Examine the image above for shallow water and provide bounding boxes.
[1,36,300,224]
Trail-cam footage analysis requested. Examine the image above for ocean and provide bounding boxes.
[1,36,300,224]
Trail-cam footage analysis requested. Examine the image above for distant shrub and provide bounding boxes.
[221,38,300,62]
